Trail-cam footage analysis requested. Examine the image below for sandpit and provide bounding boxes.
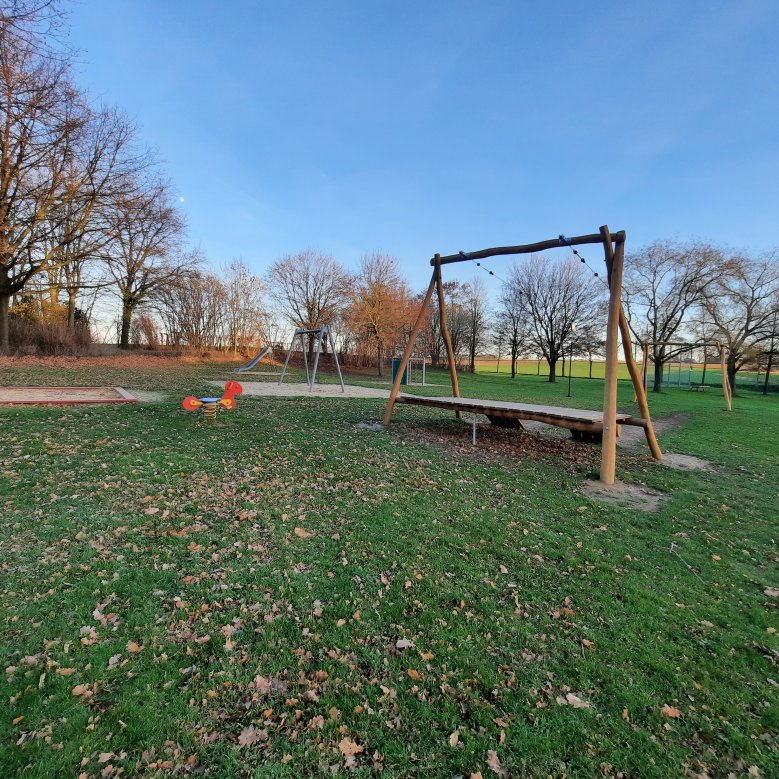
[0,386,137,404]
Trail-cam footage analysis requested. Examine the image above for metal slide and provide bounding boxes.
[233,345,271,373]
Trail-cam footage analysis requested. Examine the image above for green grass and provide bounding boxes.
[478,359,775,393]
[1,359,777,778]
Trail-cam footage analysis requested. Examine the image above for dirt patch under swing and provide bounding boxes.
[581,479,668,513]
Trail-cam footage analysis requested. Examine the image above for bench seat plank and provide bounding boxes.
[396,395,630,431]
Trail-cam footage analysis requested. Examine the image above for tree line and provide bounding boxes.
[2,4,777,392]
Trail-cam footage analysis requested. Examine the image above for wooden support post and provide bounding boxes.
[435,257,461,405]
[599,228,624,485]
[600,227,662,462]
[383,269,437,425]
[718,342,732,411]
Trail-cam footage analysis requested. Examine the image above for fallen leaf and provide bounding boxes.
[338,737,363,756]
[126,641,143,654]
[486,749,507,777]
[396,639,414,650]
[557,693,591,709]
[294,527,313,539]
[406,668,423,681]
[661,704,681,719]
[238,725,260,746]
[56,667,77,676]
[764,587,779,598]
[448,731,459,747]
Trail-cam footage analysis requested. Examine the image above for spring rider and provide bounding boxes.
[182,380,242,421]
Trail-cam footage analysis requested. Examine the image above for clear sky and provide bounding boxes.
[66,0,779,293]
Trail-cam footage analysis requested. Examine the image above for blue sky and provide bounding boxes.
[67,0,779,293]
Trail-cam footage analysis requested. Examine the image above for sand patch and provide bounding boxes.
[131,390,169,403]
[218,381,391,399]
[660,452,714,472]
[581,479,668,513]
[0,386,135,404]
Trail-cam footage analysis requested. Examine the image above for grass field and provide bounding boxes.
[1,358,777,778]
[474,359,774,392]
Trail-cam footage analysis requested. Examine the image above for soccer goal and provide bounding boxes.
[408,356,427,386]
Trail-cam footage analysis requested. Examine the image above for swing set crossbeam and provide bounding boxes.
[432,231,626,265]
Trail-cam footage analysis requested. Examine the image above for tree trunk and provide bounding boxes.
[0,293,9,350]
[67,288,78,329]
[588,356,593,379]
[548,356,557,382]
[653,360,664,392]
[727,354,737,396]
[120,300,133,349]
[377,339,383,377]
[763,349,773,395]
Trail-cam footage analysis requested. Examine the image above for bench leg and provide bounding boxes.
[486,415,524,429]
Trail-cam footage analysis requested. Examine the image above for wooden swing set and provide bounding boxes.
[383,225,663,486]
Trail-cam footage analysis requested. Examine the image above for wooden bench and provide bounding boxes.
[689,383,709,392]
[396,395,636,443]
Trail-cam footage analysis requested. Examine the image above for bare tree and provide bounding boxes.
[102,177,188,348]
[512,256,605,382]
[462,277,489,373]
[0,4,145,347]
[703,254,779,393]
[495,277,526,378]
[223,258,267,354]
[569,316,606,379]
[345,252,411,376]
[155,269,227,349]
[441,280,470,369]
[623,240,723,391]
[266,250,352,357]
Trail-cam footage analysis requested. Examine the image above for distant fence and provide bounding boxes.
[474,359,778,393]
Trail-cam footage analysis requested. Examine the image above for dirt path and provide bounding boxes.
[220,381,392,399]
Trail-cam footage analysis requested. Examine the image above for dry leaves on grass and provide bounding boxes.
[238,725,262,746]
[486,750,507,777]
[661,704,681,718]
[338,737,364,768]
[294,527,313,539]
[556,693,591,709]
